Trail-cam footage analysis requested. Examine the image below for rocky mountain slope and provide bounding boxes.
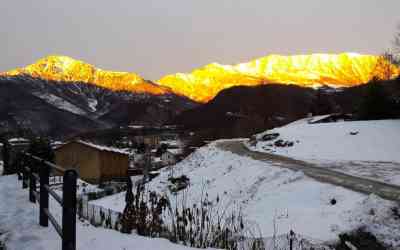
[158,53,399,102]
[0,75,197,138]
[3,55,170,95]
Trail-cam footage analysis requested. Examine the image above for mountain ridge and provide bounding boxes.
[0,75,198,138]
[2,53,399,103]
[158,53,399,102]
[1,55,171,95]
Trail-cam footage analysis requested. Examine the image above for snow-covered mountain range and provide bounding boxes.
[0,75,197,137]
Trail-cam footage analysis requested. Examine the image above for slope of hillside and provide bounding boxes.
[249,119,400,186]
[158,53,399,102]
[172,79,400,140]
[172,84,316,138]
[0,80,105,137]
[252,119,400,163]
[91,141,400,247]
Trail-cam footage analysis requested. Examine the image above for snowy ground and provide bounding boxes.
[249,119,400,185]
[0,175,214,250]
[49,176,103,196]
[91,142,400,248]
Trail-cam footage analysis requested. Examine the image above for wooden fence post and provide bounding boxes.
[22,155,28,189]
[39,160,50,227]
[29,167,36,203]
[62,169,77,250]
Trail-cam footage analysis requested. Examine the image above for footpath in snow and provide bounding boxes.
[0,175,212,250]
[250,119,400,185]
[92,142,400,248]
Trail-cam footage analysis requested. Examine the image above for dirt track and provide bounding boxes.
[217,140,400,202]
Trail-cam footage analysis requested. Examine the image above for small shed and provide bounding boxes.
[55,140,129,184]
[308,113,353,124]
[133,135,160,148]
[161,148,183,166]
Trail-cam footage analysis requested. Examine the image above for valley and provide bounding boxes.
[1,47,400,250]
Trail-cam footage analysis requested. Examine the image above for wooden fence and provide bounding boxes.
[19,153,78,250]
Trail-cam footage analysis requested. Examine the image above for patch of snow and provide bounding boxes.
[49,177,103,196]
[88,98,98,112]
[33,92,87,115]
[253,119,400,163]
[250,119,400,185]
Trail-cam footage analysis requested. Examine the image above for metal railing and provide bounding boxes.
[20,153,78,250]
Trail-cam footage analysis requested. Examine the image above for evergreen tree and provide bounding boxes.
[27,137,54,162]
[137,143,146,154]
[358,81,393,120]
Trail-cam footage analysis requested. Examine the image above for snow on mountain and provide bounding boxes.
[33,92,88,115]
[91,141,400,247]
[0,75,198,137]
[249,118,400,185]
[88,98,98,112]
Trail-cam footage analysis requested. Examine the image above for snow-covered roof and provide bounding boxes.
[287,114,349,127]
[167,148,183,155]
[128,125,144,129]
[56,140,130,155]
[160,140,181,147]
[8,138,30,143]
[77,140,130,155]
[307,114,333,123]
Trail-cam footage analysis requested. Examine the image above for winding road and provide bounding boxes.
[217,140,400,202]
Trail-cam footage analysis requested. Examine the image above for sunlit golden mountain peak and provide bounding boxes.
[157,53,399,102]
[3,55,169,95]
[2,53,399,103]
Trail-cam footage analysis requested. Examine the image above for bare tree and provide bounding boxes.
[393,23,400,54]
[371,51,398,81]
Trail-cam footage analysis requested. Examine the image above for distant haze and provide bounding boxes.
[1,0,399,79]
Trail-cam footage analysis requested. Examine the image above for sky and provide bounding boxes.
[1,0,399,79]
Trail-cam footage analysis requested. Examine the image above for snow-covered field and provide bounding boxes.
[91,142,400,247]
[0,175,213,250]
[249,119,400,185]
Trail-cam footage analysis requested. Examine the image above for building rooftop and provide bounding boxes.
[56,140,131,155]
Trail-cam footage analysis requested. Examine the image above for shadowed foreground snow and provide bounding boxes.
[0,175,213,250]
